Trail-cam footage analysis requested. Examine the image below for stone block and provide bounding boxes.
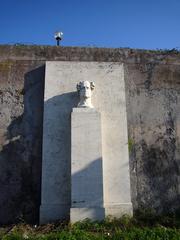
[71,108,105,222]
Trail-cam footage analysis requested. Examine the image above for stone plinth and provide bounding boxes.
[70,108,105,222]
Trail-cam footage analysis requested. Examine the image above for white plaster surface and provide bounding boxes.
[71,108,104,222]
[40,61,132,223]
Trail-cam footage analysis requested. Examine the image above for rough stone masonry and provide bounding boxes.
[0,45,180,224]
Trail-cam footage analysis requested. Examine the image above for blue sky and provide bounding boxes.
[0,0,180,49]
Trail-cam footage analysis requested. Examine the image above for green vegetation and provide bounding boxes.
[0,60,14,72]
[128,138,134,153]
[0,214,180,240]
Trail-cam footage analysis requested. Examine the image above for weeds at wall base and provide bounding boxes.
[0,214,180,239]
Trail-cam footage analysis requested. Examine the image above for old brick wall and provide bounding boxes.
[0,45,180,224]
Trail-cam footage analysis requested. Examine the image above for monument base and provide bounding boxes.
[105,203,133,218]
[40,204,69,224]
[71,108,104,222]
[70,207,105,222]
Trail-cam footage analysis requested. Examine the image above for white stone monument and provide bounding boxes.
[76,81,95,108]
[40,61,132,224]
[70,81,105,222]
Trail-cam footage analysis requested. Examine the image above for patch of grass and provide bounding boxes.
[1,226,180,240]
[1,215,180,240]
[0,60,14,72]
[128,138,134,153]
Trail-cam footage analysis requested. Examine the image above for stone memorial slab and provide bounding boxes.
[40,61,132,223]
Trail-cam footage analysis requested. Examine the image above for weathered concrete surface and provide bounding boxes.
[0,59,45,224]
[0,45,180,224]
[125,63,180,213]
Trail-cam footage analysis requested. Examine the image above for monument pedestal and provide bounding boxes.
[105,204,133,218]
[40,204,69,224]
[70,108,105,222]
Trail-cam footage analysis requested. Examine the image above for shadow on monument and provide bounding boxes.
[41,92,105,222]
[71,158,105,220]
[71,158,104,207]
[0,65,45,224]
[0,68,104,225]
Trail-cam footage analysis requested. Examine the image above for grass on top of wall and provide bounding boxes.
[1,213,180,240]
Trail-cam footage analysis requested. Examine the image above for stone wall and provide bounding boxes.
[0,45,180,224]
